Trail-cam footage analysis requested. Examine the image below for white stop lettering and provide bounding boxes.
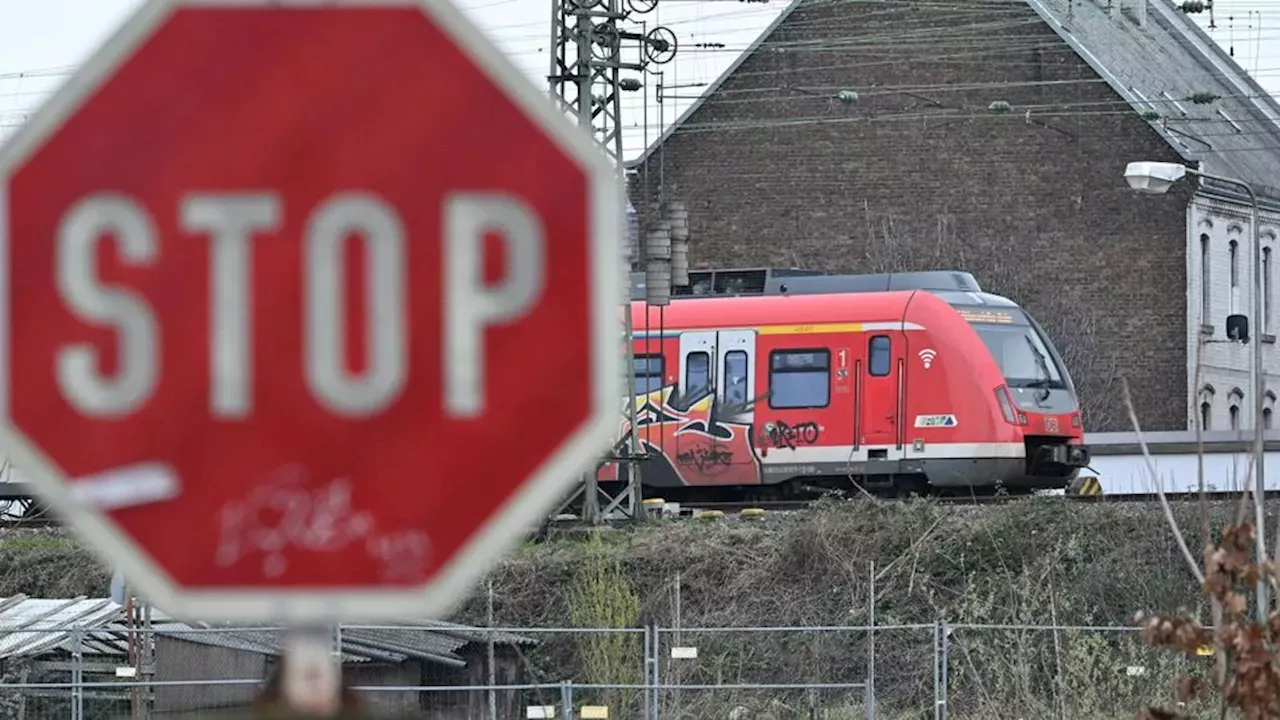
[52,190,546,420]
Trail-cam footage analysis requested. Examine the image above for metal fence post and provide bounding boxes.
[643,625,652,720]
[940,622,950,720]
[71,627,84,720]
[932,622,940,720]
[560,680,574,720]
[867,561,876,720]
[652,625,662,720]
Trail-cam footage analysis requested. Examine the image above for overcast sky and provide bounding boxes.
[0,0,1277,161]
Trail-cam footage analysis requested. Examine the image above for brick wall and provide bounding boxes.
[629,0,1195,431]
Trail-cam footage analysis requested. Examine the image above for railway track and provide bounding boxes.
[5,488,1280,532]
[556,488,1280,523]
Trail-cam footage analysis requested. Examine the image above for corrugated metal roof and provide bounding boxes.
[0,596,537,670]
[0,596,124,658]
[1024,0,1280,199]
[148,623,535,667]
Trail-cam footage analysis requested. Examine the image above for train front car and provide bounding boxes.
[608,267,1093,500]
[932,290,1090,493]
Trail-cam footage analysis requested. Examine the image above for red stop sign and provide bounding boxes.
[0,0,620,621]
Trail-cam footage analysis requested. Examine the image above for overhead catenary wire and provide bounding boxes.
[1,0,1275,159]
[0,2,1271,91]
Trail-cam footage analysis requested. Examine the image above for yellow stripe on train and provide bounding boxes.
[755,321,924,336]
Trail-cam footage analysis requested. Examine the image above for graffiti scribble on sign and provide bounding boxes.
[215,464,432,582]
[765,421,821,449]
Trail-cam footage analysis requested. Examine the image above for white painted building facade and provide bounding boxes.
[1187,192,1280,432]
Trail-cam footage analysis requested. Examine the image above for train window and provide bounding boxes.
[633,354,665,393]
[724,351,749,406]
[768,349,830,409]
[972,324,1067,390]
[868,336,891,377]
[685,351,711,399]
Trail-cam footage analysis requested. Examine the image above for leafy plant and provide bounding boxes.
[566,530,643,714]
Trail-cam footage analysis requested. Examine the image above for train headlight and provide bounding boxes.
[995,385,1027,426]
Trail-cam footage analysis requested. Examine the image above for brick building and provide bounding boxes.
[625,0,1280,433]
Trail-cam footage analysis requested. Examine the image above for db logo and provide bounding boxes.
[1045,417,1060,432]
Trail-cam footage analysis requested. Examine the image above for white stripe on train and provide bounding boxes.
[732,443,1028,463]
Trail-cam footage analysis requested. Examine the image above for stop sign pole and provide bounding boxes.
[0,0,621,647]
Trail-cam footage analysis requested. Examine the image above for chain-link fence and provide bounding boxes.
[0,619,1195,719]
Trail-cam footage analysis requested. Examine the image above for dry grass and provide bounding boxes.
[0,489,1263,717]
[448,496,1250,718]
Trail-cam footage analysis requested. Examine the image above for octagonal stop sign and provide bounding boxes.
[0,0,621,621]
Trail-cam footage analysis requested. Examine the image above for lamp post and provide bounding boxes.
[1124,160,1267,622]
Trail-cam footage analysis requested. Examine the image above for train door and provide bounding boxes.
[674,330,760,483]
[860,332,905,450]
[677,332,716,408]
[717,330,755,413]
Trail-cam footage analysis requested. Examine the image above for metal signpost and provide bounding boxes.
[0,0,620,713]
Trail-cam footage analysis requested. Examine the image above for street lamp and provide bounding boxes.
[1124,160,1267,622]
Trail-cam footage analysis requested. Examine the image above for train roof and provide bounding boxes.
[629,288,957,330]
[631,267,1023,311]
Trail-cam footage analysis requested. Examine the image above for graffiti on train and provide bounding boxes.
[597,384,765,487]
[763,420,821,449]
[676,442,735,474]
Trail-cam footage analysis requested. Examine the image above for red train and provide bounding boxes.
[598,269,1091,500]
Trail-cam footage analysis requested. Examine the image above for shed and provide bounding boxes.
[0,595,537,718]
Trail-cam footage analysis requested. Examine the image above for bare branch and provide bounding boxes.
[1122,378,1205,585]
[1195,335,1209,555]
[1193,336,1228,687]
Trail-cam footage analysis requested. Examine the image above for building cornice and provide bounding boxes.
[1191,192,1280,237]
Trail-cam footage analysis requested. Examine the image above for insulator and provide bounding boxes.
[646,259,671,306]
[618,233,632,304]
[668,200,689,242]
[644,222,672,306]
[671,237,689,287]
[624,184,641,272]
[645,221,672,261]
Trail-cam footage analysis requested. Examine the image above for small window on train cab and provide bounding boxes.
[768,349,830,409]
[868,336,892,376]
[685,351,711,399]
[633,354,665,393]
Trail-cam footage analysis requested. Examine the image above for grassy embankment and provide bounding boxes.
[0,496,1243,719]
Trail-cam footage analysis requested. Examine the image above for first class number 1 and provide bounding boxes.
[54,190,545,420]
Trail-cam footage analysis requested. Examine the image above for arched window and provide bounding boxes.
[1228,387,1245,431]
[1201,233,1211,322]
[1267,246,1275,333]
[1199,384,1216,431]
[1230,239,1239,289]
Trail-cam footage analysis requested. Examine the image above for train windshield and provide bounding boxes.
[971,323,1067,390]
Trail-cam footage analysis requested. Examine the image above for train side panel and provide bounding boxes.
[751,325,863,482]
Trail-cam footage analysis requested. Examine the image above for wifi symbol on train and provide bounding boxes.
[918,348,937,369]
